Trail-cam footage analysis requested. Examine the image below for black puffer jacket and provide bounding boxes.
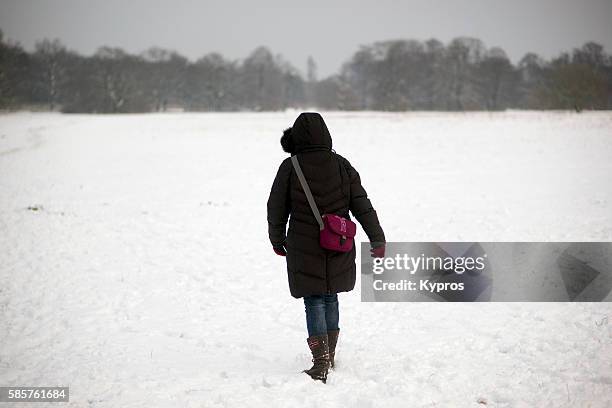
[267,112,385,298]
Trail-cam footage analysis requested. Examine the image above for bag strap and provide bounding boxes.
[291,155,324,231]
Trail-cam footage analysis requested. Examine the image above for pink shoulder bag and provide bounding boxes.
[291,155,356,253]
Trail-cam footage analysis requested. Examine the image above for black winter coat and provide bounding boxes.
[267,113,385,298]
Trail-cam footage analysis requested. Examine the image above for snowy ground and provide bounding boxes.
[1,111,611,407]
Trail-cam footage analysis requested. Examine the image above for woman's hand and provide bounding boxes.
[370,244,385,258]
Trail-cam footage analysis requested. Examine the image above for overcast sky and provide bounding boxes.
[1,0,611,77]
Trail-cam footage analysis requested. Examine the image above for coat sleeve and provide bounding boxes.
[341,156,386,246]
[267,158,292,248]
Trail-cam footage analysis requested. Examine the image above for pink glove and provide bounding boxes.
[273,245,287,256]
[370,244,385,258]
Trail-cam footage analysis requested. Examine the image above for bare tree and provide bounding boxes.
[142,47,188,111]
[307,56,317,83]
[33,39,67,110]
[549,63,607,111]
[477,47,515,110]
[444,37,485,110]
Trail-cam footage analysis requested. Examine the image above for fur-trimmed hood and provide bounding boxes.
[281,112,332,154]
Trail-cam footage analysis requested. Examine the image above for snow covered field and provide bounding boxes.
[1,111,611,407]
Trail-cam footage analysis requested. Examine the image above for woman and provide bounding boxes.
[267,112,385,383]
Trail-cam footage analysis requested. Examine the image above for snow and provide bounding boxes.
[1,111,611,407]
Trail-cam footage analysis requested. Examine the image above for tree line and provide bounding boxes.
[1,29,610,113]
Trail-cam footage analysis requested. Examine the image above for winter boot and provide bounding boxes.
[303,334,330,383]
[327,329,339,369]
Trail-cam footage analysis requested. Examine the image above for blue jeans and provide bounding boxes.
[304,294,339,337]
